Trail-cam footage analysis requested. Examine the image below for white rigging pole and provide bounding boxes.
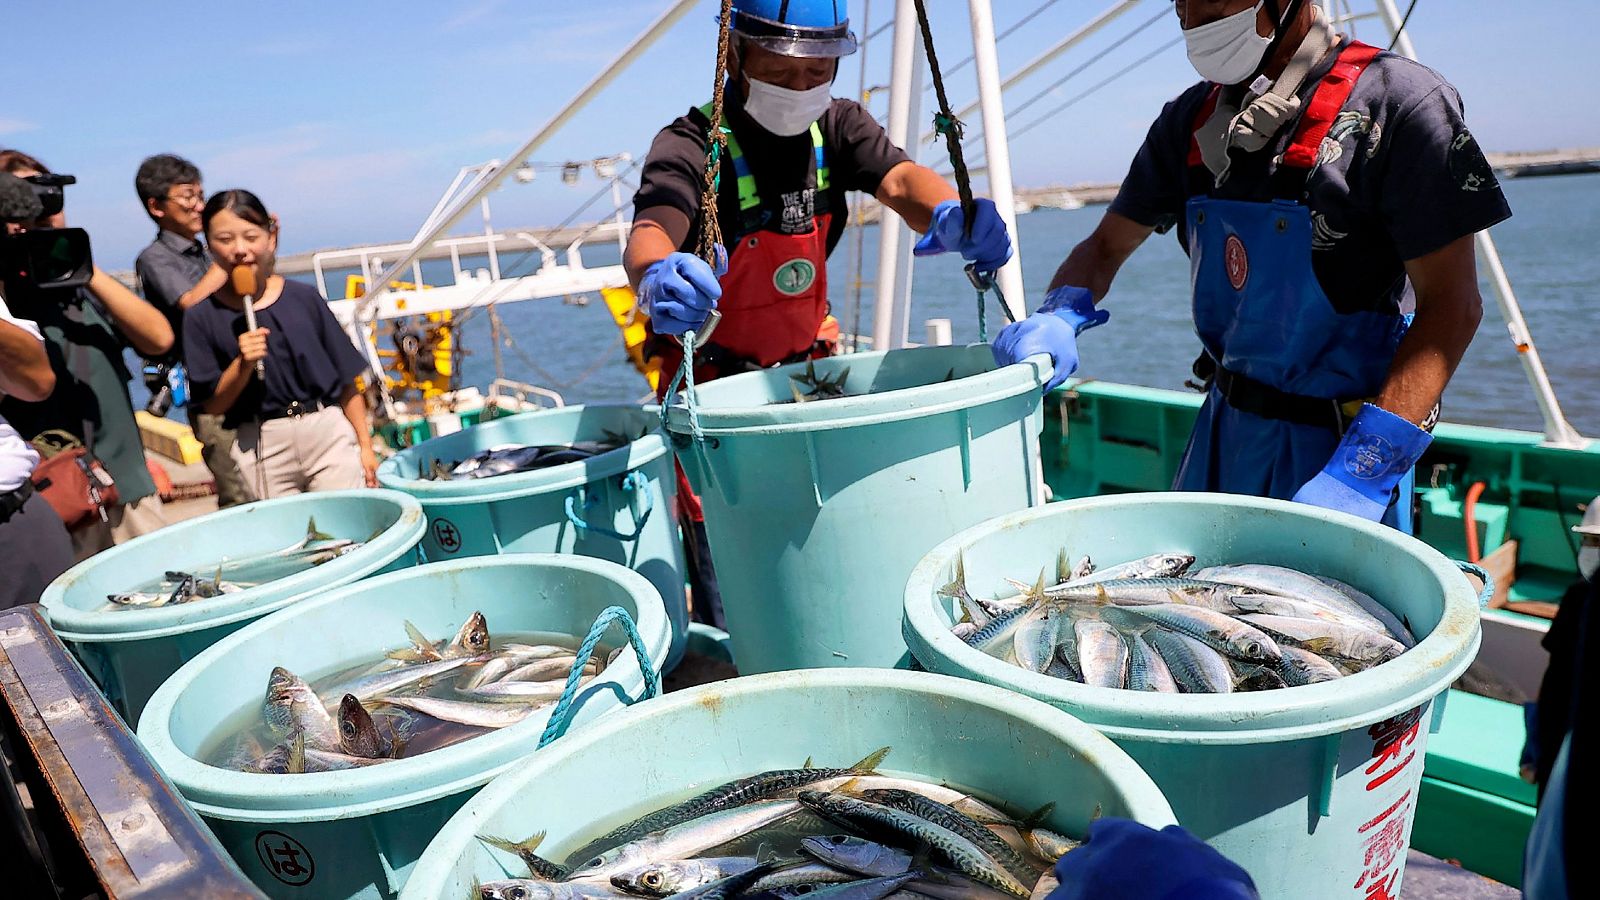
[1375,0,1587,447]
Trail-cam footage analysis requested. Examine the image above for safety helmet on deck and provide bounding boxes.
[730,0,858,59]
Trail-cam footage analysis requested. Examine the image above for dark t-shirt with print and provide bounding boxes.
[183,279,369,429]
[1109,45,1511,315]
[633,95,911,261]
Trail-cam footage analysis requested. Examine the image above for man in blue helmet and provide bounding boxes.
[627,0,1011,385]
[627,0,1013,628]
[992,0,1510,532]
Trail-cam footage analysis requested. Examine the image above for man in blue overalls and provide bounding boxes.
[994,0,1511,531]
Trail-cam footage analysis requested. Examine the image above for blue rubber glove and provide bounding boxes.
[1049,819,1259,900]
[1291,403,1433,522]
[912,198,1013,272]
[991,285,1109,392]
[639,252,723,336]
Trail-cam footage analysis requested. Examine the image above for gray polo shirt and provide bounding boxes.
[135,228,211,353]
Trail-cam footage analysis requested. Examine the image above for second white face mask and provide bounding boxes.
[744,77,833,136]
[1184,1,1275,85]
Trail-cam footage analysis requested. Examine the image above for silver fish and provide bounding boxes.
[1194,565,1409,643]
[1225,593,1376,629]
[1313,575,1417,647]
[1011,606,1064,673]
[502,657,590,683]
[264,667,339,750]
[609,857,760,896]
[478,880,629,899]
[1110,603,1281,663]
[374,695,542,728]
[565,800,804,882]
[1061,553,1196,586]
[796,791,1029,897]
[1237,614,1404,664]
[1276,645,1345,685]
[323,654,482,704]
[801,834,913,877]
[1125,632,1179,693]
[462,677,590,704]
[1074,620,1129,689]
[1142,629,1233,694]
[1023,828,1080,861]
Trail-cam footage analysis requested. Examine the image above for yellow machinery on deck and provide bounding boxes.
[344,275,458,412]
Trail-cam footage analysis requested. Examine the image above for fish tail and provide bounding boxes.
[939,555,970,601]
[849,746,891,773]
[305,516,335,543]
[1020,801,1056,830]
[1055,549,1073,585]
[802,755,814,769]
[287,735,306,775]
[479,830,545,857]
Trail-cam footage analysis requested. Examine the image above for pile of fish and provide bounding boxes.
[474,747,1076,899]
[425,436,630,481]
[942,552,1416,693]
[783,361,851,404]
[205,612,609,773]
[106,518,361,609]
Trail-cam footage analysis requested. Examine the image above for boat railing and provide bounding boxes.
[488,378,565,411]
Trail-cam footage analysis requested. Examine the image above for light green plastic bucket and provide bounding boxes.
[397,667,1177,899]
[39,489,426,726]
[135,555,672,900]
[903,492,1483,899]
[377,404,687,670]
[665,346,1048,673]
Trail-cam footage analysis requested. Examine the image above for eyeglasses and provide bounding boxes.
[166,190,204,205]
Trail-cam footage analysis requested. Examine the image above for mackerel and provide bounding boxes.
[1142,629,1233,693]
[796,791,1029,897]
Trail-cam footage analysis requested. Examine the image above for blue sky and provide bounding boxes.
[5,0,1596,267]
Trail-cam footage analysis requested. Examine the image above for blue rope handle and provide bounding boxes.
[537,605,662,749]
[659,328,707,445]
[1454,560,1495,609]
[564,470,655,542]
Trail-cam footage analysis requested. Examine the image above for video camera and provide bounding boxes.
[0,171,95,295]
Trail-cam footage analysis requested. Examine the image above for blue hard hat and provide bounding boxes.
[730,0,858,58]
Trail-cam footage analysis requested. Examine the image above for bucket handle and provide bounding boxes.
[564,470,655,542]
[1453,560,1495,609]
[537,605,662,749]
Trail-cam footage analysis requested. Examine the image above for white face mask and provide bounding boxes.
[1581,543,1599,582]
[743,77,832,137]
[1184,1,1275,85]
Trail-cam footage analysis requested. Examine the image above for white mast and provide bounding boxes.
[871,0,924,350]
[1375,0,1587,448]
[966,0,1026,320]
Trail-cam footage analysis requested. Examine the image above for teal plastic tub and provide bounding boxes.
[39,489,425,725]
[665,345,1047,673]
[136,554,672,900]
[377,404,687,670]
[903,493,1483,899]
[397,667,1176,899]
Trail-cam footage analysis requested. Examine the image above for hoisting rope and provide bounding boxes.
[909,0,1014,342]
[660,0,736,444]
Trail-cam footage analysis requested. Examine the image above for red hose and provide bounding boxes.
[1464,481,1487,563]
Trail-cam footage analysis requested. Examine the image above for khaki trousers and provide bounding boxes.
[231,406,364,500]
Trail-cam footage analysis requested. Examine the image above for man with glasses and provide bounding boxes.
[134,154,247,508]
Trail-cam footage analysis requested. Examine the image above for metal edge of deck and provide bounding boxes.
[0,605,264,899]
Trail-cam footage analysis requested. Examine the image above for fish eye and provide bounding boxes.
[341,720,355,736]
[642,874,660,887]
[509,888,527,900]
[829,835,848,845]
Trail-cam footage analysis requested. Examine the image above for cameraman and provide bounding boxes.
[0,149,174,558]
[0,172,74,609]
[133,154,247,508]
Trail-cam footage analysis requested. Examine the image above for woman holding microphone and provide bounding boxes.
[183,189,377,498]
